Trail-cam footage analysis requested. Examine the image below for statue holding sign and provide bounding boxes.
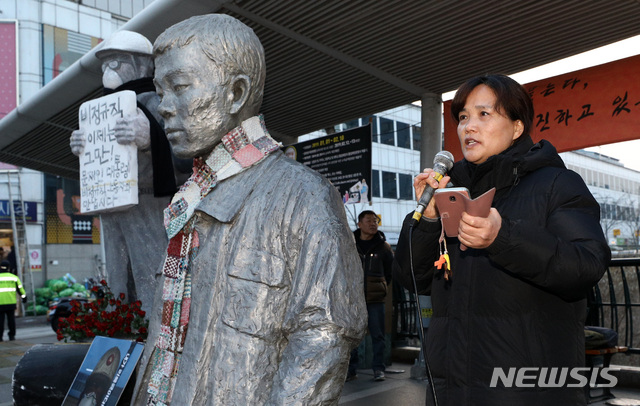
[70,31,190,313]
[131,14,366,405]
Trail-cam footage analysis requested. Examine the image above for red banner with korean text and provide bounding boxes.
[443,54,640,162]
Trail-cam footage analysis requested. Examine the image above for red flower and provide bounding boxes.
[56,279,149,343]
[100,279,107,286]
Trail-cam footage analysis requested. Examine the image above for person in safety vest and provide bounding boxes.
[0,260,26,341]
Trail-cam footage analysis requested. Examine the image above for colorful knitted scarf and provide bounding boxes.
[146,115,281,405]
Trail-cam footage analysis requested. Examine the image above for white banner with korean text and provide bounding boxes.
[78,91,138,214]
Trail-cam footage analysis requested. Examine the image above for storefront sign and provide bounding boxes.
[0,200,37,222]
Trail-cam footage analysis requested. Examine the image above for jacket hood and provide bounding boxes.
[449,135,566,199]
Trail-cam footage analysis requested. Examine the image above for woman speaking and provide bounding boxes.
[393,74,610,405]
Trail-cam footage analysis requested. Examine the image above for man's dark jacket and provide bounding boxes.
[393,136,610,406]
[354,229,393,303]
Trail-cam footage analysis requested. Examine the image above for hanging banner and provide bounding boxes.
[0,21,17,120]
[284,125,372,204]
[444,54,640,162]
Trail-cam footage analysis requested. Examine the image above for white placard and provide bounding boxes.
[78,91,139,214]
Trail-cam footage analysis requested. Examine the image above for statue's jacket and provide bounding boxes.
[133,150,367,405]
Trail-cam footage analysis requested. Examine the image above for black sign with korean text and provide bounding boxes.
[284,125,372,204]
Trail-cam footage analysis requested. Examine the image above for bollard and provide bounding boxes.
[13,343,90,404]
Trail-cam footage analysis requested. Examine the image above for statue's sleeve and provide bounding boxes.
[268,198,367,405]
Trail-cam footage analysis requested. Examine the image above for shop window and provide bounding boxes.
[412,125,421,151]
[372,170,380,198]
[382,171,397,199]
[364,115,378,143]
[397,121,410,149]
[399,173,413,200]
[345,119,360,129]
[379,118,395,146]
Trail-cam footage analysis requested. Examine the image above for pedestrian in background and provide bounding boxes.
[6,247,17,274]
[348,210,394,382]
[0,260,27,341]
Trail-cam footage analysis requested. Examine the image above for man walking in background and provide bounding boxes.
[348,210,394,381]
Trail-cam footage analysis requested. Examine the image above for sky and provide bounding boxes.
[442,34,640,172]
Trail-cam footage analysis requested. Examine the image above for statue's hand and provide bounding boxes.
[70,129,86,156]
[113,108,151,150]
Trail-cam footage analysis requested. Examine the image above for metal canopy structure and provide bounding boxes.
[2,0,640,179]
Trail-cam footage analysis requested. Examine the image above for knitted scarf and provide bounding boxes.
[146,115,281,405]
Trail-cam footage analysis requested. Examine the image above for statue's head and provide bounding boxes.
[96,30,154,89]
[153,14,266,159]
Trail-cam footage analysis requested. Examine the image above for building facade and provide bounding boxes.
[0,0,155,291]
[563,150,640,249]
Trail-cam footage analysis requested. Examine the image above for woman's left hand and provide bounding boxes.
[457,208,502,250]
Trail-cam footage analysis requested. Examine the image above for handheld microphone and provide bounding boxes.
[411,150,454,225]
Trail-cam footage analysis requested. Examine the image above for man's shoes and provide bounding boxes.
[9,337,14,341]
[374,370,385,381]
[345,372,358,382]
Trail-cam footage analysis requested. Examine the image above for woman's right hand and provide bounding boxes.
[414,169,450,219]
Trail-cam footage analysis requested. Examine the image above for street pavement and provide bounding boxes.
[0,315,59,406]
[2,316,640,405]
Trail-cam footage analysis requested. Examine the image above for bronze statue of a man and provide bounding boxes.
[132,14,367,405]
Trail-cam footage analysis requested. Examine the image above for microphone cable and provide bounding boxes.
[408,224,438,406]
[406,152,452,405]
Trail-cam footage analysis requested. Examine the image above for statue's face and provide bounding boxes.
[154,43,236,159]
[99,52,140,89]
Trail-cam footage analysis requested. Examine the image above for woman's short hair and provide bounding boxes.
[450,74,534,138]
